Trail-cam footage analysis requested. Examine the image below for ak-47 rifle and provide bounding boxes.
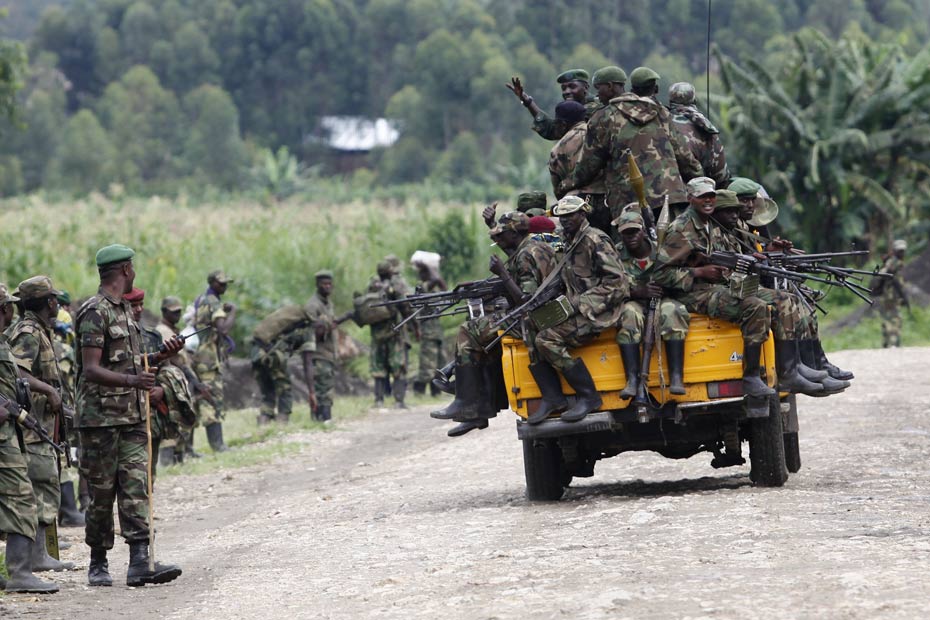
[0,382,66,456]
[373,277,508,332]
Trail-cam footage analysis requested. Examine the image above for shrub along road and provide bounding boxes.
[3,347,930,619]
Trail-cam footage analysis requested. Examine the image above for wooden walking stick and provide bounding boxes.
[143,353,155,572]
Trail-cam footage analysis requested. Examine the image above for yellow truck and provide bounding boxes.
[501,315,799,500]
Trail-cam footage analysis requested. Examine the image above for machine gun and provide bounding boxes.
[373,277,508,332]
[0,384,66,456]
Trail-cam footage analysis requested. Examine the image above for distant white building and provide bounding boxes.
[311,116,400,172]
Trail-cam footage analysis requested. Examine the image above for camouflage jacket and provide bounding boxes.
[508,234,558,296]
[193,289,230,370]
[6,311,66,443]
[654,207,729,293]
[369,274,411,343]
[669,103,730,186]
[75,289,145,428]
[560,221,630,329]
[618,239,659,283]
[568,93,703,213]
[415,278,445,341]
[548,121,606,198]
[532,97,603,141]
[0,335,21,449]
[304,293,338,362]
[878,256,906,306]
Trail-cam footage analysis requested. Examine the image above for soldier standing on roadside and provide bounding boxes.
[410,255,447,396]
[369,261,412,409]
[878,240,908,348]
[193,270,236,452]
[304,270,352,422]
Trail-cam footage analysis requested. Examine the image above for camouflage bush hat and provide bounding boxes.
[208,270,234,284]
[56,290,72,306]
[124,287,145,303]
[612,210,645,232]
[728,177,762,197]
[593,65,627,85]
[552,195,591,216]
[687,176,716,197]
[315,269,334,280]
[95,243,135,267]
[490,211,530,237]
[714,189,741,210]
[0,282,19,304]
[161,296,183,311]
[17,275,62,301]
[557,69,590,84]
[516,191,547,213]
[630,66,660,89]
[893,239,908,251]
[668,82,696,105]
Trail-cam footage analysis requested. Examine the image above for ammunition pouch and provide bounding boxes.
[729,272,760,300]
[530,295,573,330]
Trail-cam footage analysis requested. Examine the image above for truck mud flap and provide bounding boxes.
[516,411,615,441]
[744,395,771,418]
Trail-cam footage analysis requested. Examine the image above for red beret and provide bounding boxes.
[124,287,145,303]
[528,216,556,233]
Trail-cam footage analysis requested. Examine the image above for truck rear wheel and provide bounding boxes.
[522,438,566,501]
[784,432,801,473]
[749,393,789,487]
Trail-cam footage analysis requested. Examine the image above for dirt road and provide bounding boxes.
[4,347,930,620]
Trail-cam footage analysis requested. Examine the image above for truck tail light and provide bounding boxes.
[707,380,743,399]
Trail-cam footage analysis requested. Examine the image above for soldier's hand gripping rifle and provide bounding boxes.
[0,381,66,456]
[373,277,508,332]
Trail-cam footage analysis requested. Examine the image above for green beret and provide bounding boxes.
[714,189,741,210]
[592,66,627,86]
[56,290,72,306]
[95,244,135,267]
[727,177,762,197]
[516,191,548,213]
[630,66,660,89]
[315,269,334,280]
[556,69,590,84]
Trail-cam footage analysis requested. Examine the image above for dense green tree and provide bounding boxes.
[46,109,116,193]
[183,84,246,188]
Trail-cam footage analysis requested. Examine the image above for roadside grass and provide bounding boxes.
[819,303,930,351]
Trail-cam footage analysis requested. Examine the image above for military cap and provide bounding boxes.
[552,195,591,216]
[555,100,586,123]
[612,210,645,232]
[668,82,696,105]
[56,290,72,306]
[893,239,908,251]
[161,296,183,311]
[714,189,741,210]
[728,177,762,197]
[376,261,392,275]
[516,191,548,213]
[528,216,556,233]
[315,269,334,280]
[630,66,661,89]
[208,270,234,284]
[490,211,531,237]
[556,69,590,84]
[687,176,716,197]
[95,243,135,267]
[17,275,62,301]
[124,287,145,303]
[0,282,19,304]
[592,66,628,86]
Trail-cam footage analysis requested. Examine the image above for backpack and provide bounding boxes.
[352,290,394,326]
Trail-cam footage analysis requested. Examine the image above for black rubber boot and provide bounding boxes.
[775,339,824,396]
[431,361,456,395]
[797,339,829,381]
[158,446,176,468]
[393,378,408,409]
[447,418,489,437]
[319,405,332,422]
[4,533,59,593]
[58,480,86,527]
[373,377,385,406]
[560,359,603,423]
[88,547,112,587]
[742,342,776,398]
[205,422,228,452]
[31,525,75,572]
[412,380,426,395]
[430,382,442,397]
[813,338,854,381]
[665,339,687,395]
[126,542,182,587]
[618,343,641,399]
[185,431,202,459]
[527,362,568,424]
[430,363,482,420]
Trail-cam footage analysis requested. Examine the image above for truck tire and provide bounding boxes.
[749,393,788,487]
[522,438,566,501]
[784,432,801,473]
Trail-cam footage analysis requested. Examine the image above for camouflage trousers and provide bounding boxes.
[753,287,800,340]
[457,315,537,365]
[416,337,446,384]
[0,439,38,539]
[676,284,771,345]
[193,362,225,425]
[880,303,902,348]
[79,423,149,549]
[313,359,336,409]
[25,442,60,526]
[535,314,605,371]
[617,298,690,344]
[370,336,407,380]
[251,345,292,418]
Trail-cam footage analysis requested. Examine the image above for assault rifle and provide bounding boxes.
[373,277,508,332]
[0,386,66,456]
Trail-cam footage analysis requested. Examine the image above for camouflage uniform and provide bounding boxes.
[668,82,730,186]
[617,241,690,344]
[565,93,703,220]
[878,254,906,348]
[548,120,610,232]
[250,305,315,418]
[6,311,67,528]
[414,278,446,386]
[75,289,151,549]
[369,275,411,382]
[155,321,195,456]
[304,292,338,409]
[535,220,630,370]
[533,96,602,141]
[192,289,229,425]
[0,332,38,541]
